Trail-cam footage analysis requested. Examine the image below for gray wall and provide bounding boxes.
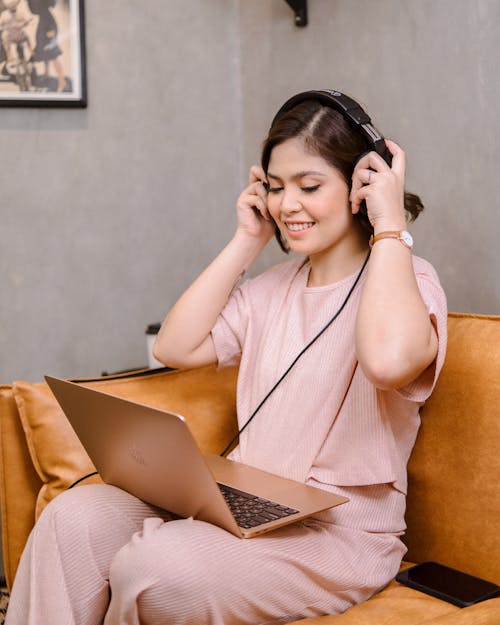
[1,0,499,387]
[239,0,500,311]
[1,0,243,382]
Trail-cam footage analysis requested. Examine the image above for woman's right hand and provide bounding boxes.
[155,166,274,369]
[236,165,275,243]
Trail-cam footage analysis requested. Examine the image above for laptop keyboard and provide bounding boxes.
[218,483,298,529]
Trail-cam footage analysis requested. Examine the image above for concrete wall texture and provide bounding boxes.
[1,0,499,385]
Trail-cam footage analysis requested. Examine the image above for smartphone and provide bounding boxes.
[396,561,500,607]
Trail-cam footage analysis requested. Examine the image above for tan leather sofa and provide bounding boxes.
[0,312,499,624]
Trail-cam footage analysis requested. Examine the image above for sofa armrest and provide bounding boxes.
[405,313,500,583]
[0,386,42,591]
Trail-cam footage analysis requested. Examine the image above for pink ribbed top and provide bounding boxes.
[212,254,447,534]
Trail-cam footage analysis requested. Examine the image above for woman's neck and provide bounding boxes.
[307,230,370,287]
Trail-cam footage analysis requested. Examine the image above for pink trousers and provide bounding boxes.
[5,484,405,625]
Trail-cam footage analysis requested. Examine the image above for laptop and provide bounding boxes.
[45,375,348,538]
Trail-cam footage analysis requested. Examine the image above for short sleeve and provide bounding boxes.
[210,259,304,370]
[211,285,248,369]
[396,260,448,402]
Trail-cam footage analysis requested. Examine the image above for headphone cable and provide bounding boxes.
[220,251,370,456]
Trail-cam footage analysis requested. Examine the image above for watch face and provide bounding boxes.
[400,230,413,247]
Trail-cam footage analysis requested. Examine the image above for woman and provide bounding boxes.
[5,90,447,625]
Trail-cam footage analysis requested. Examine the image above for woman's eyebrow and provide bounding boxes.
[267,170,327,181]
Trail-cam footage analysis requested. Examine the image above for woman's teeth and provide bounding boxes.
[287,222,314,231]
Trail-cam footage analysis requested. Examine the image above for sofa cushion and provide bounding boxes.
[13,380,103,519]
[288,583,500,624]
[12,365,238,519]
[288,571,459,624]
[0,385,43,590]
[405,313,500,584]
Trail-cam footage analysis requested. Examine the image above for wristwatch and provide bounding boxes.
[369,230,414,250]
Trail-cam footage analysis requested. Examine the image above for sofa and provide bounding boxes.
[0,311,499,624]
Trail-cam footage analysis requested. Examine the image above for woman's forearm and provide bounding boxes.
[154,231,268,369]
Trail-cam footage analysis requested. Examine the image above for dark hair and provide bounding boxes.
[261,99,424,252]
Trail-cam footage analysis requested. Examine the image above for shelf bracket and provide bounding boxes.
[284,0,308,27]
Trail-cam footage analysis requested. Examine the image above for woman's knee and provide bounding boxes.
[109,519,234,620]
[36,484,155,563]
[37,484,123,528]
[110,518,207,589]
[36,484,105,526]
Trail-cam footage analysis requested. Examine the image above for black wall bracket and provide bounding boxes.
[284,0,308,27]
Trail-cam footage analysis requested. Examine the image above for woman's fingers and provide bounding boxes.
[384,139,406,178]
[249,165,267,185]
[354,150,389,175]
[244,166,271,219]
[237,178,271,223]
[351,167,375,195]
[350,141,406,226]
[244,193,269,220]
[350,150,389,208]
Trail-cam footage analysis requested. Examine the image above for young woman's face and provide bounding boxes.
[266,137,357,258]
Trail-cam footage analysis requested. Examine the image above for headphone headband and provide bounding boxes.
[271,89,391,165]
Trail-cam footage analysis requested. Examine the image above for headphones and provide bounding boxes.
[271,89,392,167]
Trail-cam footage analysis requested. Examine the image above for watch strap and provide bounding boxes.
[369,230,413,249]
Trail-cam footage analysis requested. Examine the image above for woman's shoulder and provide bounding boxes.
[411,254,442,284]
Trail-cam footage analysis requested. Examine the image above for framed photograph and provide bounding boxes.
[0,0,86,107]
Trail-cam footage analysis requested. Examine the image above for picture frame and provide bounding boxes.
[0,0,86,107]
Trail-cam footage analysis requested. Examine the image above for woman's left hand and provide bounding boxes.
[349,139,407,233]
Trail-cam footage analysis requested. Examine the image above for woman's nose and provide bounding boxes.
[280,189,302,215]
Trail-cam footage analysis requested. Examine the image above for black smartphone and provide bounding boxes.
[396,561,500,608]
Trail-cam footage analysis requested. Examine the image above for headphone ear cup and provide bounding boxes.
[378,143,393,167]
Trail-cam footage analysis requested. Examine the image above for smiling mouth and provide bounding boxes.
[286,222,315,232]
